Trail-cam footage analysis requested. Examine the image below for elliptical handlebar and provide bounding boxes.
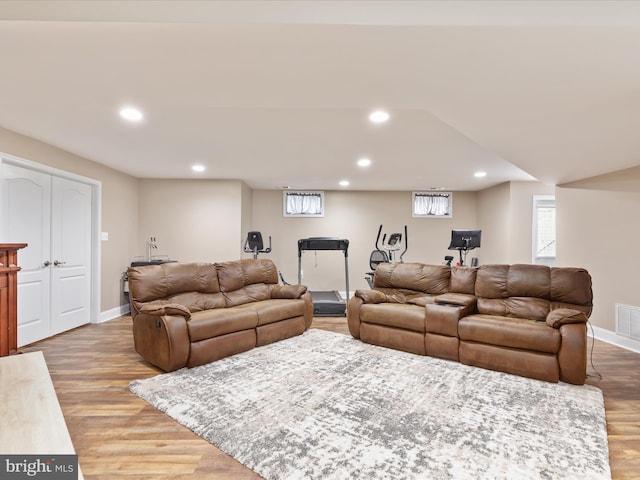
[375,224,384,251]
[399,225,408,262]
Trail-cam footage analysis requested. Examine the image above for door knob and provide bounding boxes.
[43,261,51,267]
[53,260,66,266]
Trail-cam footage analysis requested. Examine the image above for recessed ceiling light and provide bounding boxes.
[192,164,206,172]
[474,171,487,178]
[339,180,350,187]
[357,157,372,167]
[119,106,143,122]
[368,110,390,124]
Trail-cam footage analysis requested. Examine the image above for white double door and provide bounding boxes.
[1,163,92,346]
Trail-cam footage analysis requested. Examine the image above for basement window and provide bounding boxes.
[412,192,452,218]
[532,195,556,266]
[283,191,324,217]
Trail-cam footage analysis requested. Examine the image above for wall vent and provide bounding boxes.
[616,303,640,341]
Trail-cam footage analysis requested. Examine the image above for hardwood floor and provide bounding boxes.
[19,316,640,479]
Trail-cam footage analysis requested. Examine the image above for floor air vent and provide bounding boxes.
[616,303,640,341]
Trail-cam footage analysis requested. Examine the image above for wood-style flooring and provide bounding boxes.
[19,316,640,479]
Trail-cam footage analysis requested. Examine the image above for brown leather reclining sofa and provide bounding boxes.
[347,262,593,384]
[128,259,313,371]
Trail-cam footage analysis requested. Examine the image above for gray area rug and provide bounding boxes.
[129,329,610,480]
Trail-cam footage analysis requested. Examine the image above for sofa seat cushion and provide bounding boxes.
[234,298,308,326]
[459,314,561,354]
[375,288,437,306]
[187,308,258,342]
[360,303,426,333]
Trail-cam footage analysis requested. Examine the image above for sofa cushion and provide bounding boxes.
[373,288,438,306]
[223,284,272,307]
[550,267,593,310]
[373,263,450,294]
[477,297,550,322]
[507,264,551,298]
[459,314,561,354]
[360,303,426,333]
[166,292,226,311]
[475,264,509,298]
[235,298,308,326]
[216,259,278,292]
[187,308,258,342]
[449,266,477,295]
[129,262,220,303]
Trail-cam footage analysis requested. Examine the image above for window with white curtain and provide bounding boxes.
[532,195,556,266]
[412,192,453,218]
[283,191,324,217]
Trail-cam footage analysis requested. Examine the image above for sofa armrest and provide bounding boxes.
[355,289,387,304]
[434,293,477,308]
[271,284,308,299]
[546,308,588,329]
[139,303,191,319]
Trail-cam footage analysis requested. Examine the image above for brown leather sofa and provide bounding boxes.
[347,262,593,384]
[128,259,313,371]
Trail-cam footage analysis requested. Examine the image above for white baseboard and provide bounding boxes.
[590,324,640,354]
[97,304,130,324]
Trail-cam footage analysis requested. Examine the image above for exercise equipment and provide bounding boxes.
[298,237,349,316]
[447,229,481,266]
[365,225,408,287]
[243,231,272,259]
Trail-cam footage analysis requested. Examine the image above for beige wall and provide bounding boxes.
[138,179,245,264]
[0,127,139,313]
[557,166,640,331]
[477,181,555,264]
[250,189,479,292]
[477,182,511,264]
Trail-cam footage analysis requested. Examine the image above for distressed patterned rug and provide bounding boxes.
[129,329,610,480]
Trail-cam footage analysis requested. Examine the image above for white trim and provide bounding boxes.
[98,304,130,323]
[591,324,640,354]
[0,152,102,324]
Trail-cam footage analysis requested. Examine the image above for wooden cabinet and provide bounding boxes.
[0,243,27,356]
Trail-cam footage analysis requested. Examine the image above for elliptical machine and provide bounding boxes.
[365,224,408,287]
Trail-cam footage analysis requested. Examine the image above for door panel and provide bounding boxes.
[50,176,91,335]
[0,164,51,346]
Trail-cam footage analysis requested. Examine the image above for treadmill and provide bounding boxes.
[297,237,349,316]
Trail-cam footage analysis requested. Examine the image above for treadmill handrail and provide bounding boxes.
[298,237,349,256]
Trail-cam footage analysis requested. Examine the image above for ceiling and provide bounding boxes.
[1,1,640,191]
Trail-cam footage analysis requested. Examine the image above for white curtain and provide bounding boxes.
[286,192,323,215]
[414,193,451,216]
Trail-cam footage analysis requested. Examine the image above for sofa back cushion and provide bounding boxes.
[128,262,225,315]
[129,262,220,303]
[374,263,450,294]
[449,266,477,295]
[216,258,279,307]
[475,264,593,320]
